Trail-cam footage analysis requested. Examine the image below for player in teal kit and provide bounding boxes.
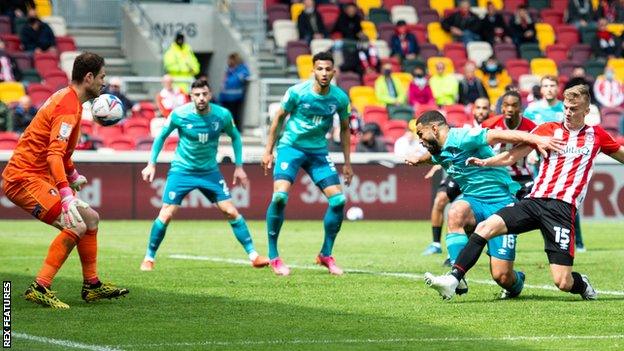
[139,79,269,271]
[261,51,353,276]
[406,111,561,298]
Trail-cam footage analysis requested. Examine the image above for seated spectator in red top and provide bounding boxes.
[20,12,56,53]
[407,66,435,107]
[156,74,189,118]
[390,20,420,61]
[297,0,328,43]
[12,95,37,133]
[593,18,618,58]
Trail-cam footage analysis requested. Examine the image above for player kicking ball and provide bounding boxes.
[425,85,624,300]
[140,79,269,271]
[2,53,129,308]
[261,51,352,276]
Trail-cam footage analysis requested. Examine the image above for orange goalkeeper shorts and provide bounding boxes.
[2,177,62,224]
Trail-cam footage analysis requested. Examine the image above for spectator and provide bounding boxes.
[524,75,564,125]
[564,66,596,103]
[156,74,189,118]
[595,0,620,22]
[297,0,328,43]
[390,20,420,61]
[356,122,388,152]
[429,61,459,106]
[441,0,481,45]
[407,65,435,107]
[566,0,595,28]
[458,61,489,105]
[526,84,542,105]
[333,3,365,40]
[593,18,618,58]
[374,62,407,106]
[480,2,512,45]
[163,32,200,91]
[12,95,37,133]
[103,77,136,116]
[480,56,504,88]
[0,99,11,131]
[510,5,537,47]
[340,38,379,77]
[0,0,34,29]
[219,52,251,129]
[0,40,22,82]
[594,67,624,107]
[20,13,56,53]
[394,127,427,159]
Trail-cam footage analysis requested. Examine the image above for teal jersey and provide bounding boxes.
[431,127,520,202]
[523,100,564,125]
[150,102,243,172]
[279,80,350,151]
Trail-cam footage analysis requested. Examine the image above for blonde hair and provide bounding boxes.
[563,84,590,105]
[540,75,558,85]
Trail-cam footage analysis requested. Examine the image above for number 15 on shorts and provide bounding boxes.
[554,226,571,251]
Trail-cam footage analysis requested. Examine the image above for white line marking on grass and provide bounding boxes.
[13,332,123,351]
[124,334,624,348]
[169,254,624,296]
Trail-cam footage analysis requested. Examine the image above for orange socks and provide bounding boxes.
[77,228,99,284]
[36,229,79,287]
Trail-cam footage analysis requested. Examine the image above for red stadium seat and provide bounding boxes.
[267,4,290,29]
[136,137,154,151]
[0,34,20,52]
[362,106,389,125]
[504,0,525,11]
[0,16,11,34]
[377,22,396,44]
[363,72,380,87]
[337,71,362,93]
[55,36,77,53]
[26,83,53,108]
[34,53,60,75]
[557,60,581,77]
[569,43,591,63]
[105,135,136,150]
[286,40,310,65]
[138,101,157,119]
[10,52,33,71]
[0,131,19,150]
[494,43,518,65]
[446,111,470,127]
[550,0,569,11]
[382,119,408,143]
[506,59,530,82]
[406,0,430,11]
[95,124,123,139]
[384,0,405,9]
[164,137,179,151]
[406,24,427,43]
[80,119,95,135]
[381,57,401,72]
[318,4,340,31]
[123,118,151,138]
[540,9,564,27]
[443,104,465,114]
[42,71,69,91]
[416,8,439,25]
[545,44,569,62]
[443,43,467,68]
[557,25,579,47]
[419,43,439,62]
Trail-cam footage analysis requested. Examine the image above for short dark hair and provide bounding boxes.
[312,51,334,65]
[501,90,521,102]
[72,52,105,83]
[417,110,447,126]
[190,79,210,90]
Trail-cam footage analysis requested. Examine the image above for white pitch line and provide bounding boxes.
[13,332,123,351]
[169,254,624,296]
[123,334,624,348]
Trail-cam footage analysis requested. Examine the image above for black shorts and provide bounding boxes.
[438,176,462,202]
[512,175,534,200]
[495,197,577,266]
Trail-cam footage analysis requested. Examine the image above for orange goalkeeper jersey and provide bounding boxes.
[2,86,82,189]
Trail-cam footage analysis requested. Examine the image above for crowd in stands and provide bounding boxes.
[269,0,624,152]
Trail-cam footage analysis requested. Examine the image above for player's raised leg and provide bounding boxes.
[266,180,292,275]
[490,256,524,299]
[550,264,597,300]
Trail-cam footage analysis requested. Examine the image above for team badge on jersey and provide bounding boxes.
[57,122,72,141]
[280,162,289,171]
[212,121,220,131]
[168,191,176,201]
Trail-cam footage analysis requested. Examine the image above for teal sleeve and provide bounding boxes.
[280,87,298,113]
[150,114,178,163]
[223,113,243,166]
[337,96,350,121]
[458,127,488,150]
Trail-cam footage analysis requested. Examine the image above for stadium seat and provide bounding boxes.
[309,38,333,55]
[95,124,123,140]
[493,43,517,65]
[337,71,362,93]
[363,72,380,87]
[558,60,581,77]
[80,119,95,135]
[384,0,405,9]
[105,135,136,151]
[0,131,19,149]
[550,0,568,11]
[0,34,20,52]
[583,60,605,79]
[579,24,597,44]
[391,5,418,24]
[42,16,67,36]
[35,0,52,17]
[267,4,290,29]
[357,0,383,15]
[10,52,33,71]
[56,36,77,53]
[391,72,413,90]
[556,25,579,47]
[296,54,313,80]
[363,106,389,125]
[607,58,624,82]
[569,43,591,63]
[419,43,439,61]
[466,41,493,67]
[445,110,470,127]
[601,112,622,134]
[273,20,298,49]
[427,56,454,75]
[427,22,452,51]
[0,16,10,34]
[124,118,151,139]
[401,58,425,74]
[26,83,53,108]
[376,22,395,44]
[137,101,157,120]
[443,43,467,66]
[504,0,525,11]
[417,8,440,25]
[535,23,555,52]
[505,59,530,82]
[164,137,179,151]
[361,21,378,41]
[519,43,542,61]
[387,104,414,121]
[60,51,80,78]
[545,44,568,62]
[477,0,503,8]
[406,23,426,43]
[0,82,25,103]
[318,4,340,30]
[606,23,624,37]
[380,56,401,72]
[383,119,408,142]
[349,85,377,101]
[528,0,550,10]
[42,71,69,91]
[518,74,541,92]
[290,2,305,22]
[286,40,310,65]
[369,8,392,25]
[375,40,391,59]
[429,0,454,16]
[136,137,154,151]
[406,0,430,10]
[540,9,564,27]
[21,70,41,84]
[34,52,59,74]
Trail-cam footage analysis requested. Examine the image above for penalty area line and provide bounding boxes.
[13,332,123,351]
[169,254,624,296]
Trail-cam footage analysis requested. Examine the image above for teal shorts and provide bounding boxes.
[457,194,518,261]
[274,145,340,189]
[162,169,231,205]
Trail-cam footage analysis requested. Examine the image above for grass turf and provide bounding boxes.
[2,219,623,350]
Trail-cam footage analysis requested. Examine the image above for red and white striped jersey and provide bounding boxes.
[482,115,537,177]
[529,122,621,208]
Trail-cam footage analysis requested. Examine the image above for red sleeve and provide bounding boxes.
[530,122,554,136]
[480,115,501,128]
[595,126,621,154]
[519,117,536,132]
[47,113,78,188]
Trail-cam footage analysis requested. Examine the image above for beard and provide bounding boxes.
[424,139,442,155]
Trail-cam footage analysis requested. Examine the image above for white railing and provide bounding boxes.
[53,0,122,28]
[217,0,265,53]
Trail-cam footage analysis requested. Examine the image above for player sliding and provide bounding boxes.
[406,109,563,298]
[2,52,129,308]
[261,51,352,276]
[140,79,269,271]
[425,85,624,300]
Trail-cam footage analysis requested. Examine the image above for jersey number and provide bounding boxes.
[553,226,571,250]
[502,235,515,249]
[219,179,230,196]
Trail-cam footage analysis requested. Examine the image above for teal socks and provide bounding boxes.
[145,218,168,260]
[320,193,346,257]
[267,192,288,259]
[229,215,255,254]
[446,232,469,264]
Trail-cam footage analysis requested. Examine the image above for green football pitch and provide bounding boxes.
[2,219,624,351]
